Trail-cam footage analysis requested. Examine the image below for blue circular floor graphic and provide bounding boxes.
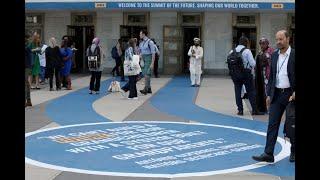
[25,121,290,178]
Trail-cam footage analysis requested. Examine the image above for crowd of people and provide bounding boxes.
[25,33,75,107]
[25,29,295,163]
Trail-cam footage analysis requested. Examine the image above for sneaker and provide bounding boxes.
[191,84,195,87]
[50,88,54,91]
[133,97,138,100]
[127,97,133,100]
[95,91,100,94]
[89,90,93,94]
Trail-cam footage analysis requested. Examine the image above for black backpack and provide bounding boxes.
[87,45,101,69]
[111,46,119,59]
[226,47,246,76]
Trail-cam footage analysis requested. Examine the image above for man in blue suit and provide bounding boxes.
[252,30,295,163]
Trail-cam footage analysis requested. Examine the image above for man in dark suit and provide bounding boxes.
[252,30,295,163]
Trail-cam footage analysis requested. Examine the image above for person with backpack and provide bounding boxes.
[139,29,156,95]
[227,36,263,116]
[151,38,160,78]
[111,39,122,77]
[87,37,105,94]
[188,37,203,87]
[252,30,295,163]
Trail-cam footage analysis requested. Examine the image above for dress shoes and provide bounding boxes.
[252,153,274,163]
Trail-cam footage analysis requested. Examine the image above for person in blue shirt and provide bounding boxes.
[60,39,73,90]
[229,36,263,116]
[138,30,156,95]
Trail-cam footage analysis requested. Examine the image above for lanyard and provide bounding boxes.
[277,53,289,76]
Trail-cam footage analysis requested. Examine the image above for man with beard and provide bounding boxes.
[188,37,203,87]
[252,30,295,163]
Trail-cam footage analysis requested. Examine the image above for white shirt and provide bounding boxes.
[38,44,48,67]
[276,46,291,88]
[230,45,256,69]
[188,45,203,74]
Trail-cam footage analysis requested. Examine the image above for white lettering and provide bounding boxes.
[66,145,109,153]
[118,3,136,8]
[135,156,177,165]
[142,160,186,169]
[113,147,174,160]
[170,131,207,138]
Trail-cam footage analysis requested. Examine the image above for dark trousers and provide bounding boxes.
[47,67,61,89]
[61,76,67,87]
[128,75,138,98]
[25,68,31,100]
[120,59,125,81]
[153,58,159,77]
[112,58,121,76]
[122,73,143,92]
[231,72,257,112]
[89,71,102,91]
[264,88,293,155]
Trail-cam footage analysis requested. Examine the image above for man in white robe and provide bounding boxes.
[187,37,203,87]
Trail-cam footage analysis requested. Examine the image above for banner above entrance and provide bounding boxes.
[26,0,295,10]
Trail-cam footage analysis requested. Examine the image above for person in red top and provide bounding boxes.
[255,37,274,113]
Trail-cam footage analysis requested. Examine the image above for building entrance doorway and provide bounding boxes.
[233,27,257,57]
[182,27,201,74]
[120,25,147,46]
[67,25,95,73]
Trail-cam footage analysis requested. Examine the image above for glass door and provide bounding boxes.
[163,26,182,74]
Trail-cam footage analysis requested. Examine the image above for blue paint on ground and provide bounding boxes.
[45,77,126,125]
[149,76,294,176]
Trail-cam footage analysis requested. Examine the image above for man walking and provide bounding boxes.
[252,30,295,163]
[227,36,263,115]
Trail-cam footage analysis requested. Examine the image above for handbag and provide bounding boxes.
[124,60,137,76]
[284,100,295,140]
[132,55,141,74]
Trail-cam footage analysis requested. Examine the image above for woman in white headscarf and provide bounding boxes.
[45,37,63,91]
[86,37,105,94]
[188,37,203,87]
